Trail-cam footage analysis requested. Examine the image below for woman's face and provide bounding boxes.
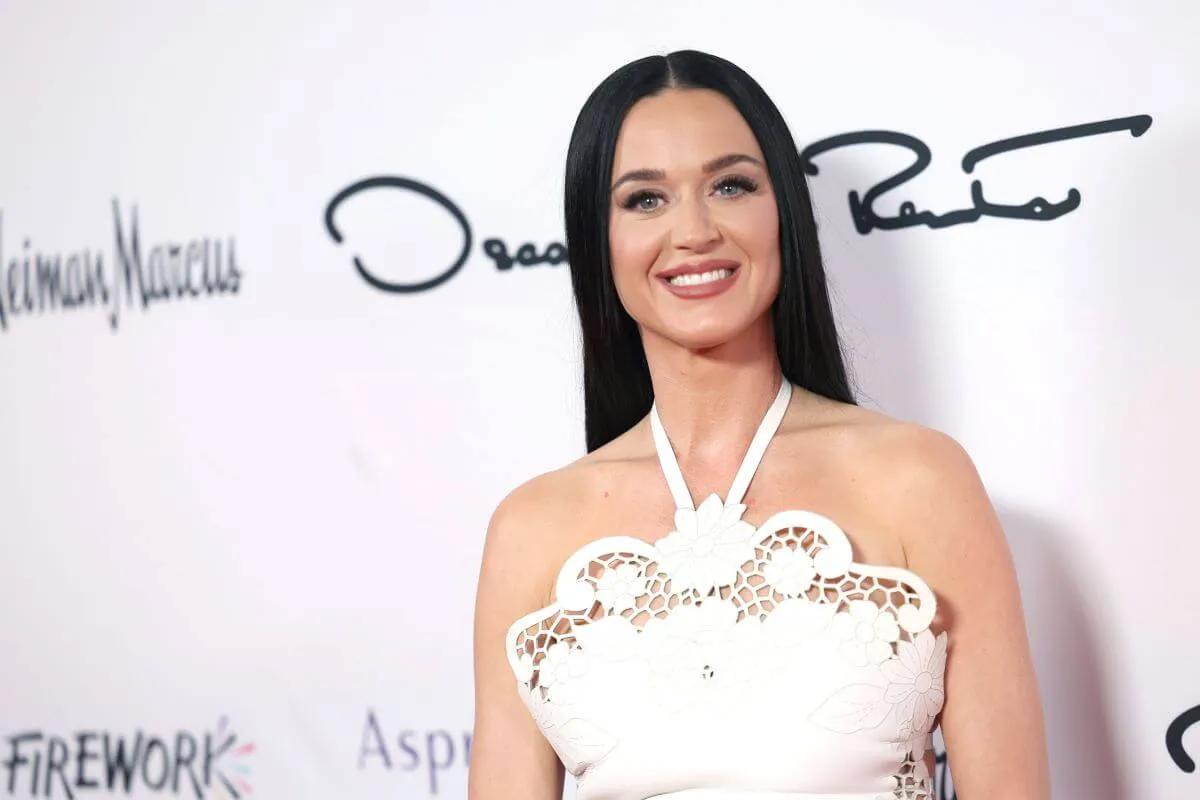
[608,88,781,351]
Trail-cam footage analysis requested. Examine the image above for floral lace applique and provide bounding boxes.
[506,506,946,795]
[831,600,902,666]
[812,628,948,742]
[655,494,758,594]
[594,564,647,614]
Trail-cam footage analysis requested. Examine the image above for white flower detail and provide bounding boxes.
[882,630,947,745]
[594,564,646,614]
[654,494,757,595]
[537,642,588,705]
[762,546,816,596]
[831,600,900,666]
[809,628,947,750]
[813,543,851,578]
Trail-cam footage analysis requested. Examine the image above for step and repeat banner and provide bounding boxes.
[1,1,1197,798]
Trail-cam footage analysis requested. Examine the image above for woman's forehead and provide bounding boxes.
[612,89,764,174]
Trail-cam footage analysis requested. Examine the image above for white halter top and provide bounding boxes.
[505,381,947,800]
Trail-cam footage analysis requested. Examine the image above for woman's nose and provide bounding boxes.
[671,197,722,252]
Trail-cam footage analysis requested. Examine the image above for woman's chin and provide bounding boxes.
[653,322,754,354]
[636,302,774,356]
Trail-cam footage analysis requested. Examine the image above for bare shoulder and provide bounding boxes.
[845,410,983,498]
[486,468,577,546]
[481,464,588,584]
[794,397,998,565]
[855,416,993,551]
[811,403,1012,625]
[479,442,630,600]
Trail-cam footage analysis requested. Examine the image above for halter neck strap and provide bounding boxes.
[649,379,792,511]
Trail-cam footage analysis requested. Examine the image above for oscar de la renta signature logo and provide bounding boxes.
[798,114,1151,233]
[323,113,1152,294]
[322,177,566,294]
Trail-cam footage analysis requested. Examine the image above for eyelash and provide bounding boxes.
[619,175,761,212]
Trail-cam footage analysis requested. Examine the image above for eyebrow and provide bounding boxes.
[610,152,764,193]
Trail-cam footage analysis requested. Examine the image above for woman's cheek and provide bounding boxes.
[611,221,659,279]
[607,223,640,307]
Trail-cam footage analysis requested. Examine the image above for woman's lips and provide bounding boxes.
[658,260,741,299]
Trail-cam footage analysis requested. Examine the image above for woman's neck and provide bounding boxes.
[640,319,784,461]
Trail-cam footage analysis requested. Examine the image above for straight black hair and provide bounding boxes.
[564,49,856,453]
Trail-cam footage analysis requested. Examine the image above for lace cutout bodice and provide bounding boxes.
[505,381,948,800]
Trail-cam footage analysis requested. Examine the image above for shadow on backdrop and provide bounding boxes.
[999,505,1129,800]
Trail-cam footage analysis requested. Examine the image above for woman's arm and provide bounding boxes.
[894,428,1051,799]
[469,483,566,800]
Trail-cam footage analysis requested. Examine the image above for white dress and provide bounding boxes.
[505,381,948,800]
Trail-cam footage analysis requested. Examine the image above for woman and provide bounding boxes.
[471,50,1049,800]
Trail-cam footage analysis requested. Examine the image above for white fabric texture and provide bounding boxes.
[506,381,948,800]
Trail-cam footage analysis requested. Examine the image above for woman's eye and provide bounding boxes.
[622,192,662,211]
[714,176,759,197]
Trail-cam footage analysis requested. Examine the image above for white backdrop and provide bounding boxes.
[1,1,1198,798]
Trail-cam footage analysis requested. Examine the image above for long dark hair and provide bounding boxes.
[564,49,856,453]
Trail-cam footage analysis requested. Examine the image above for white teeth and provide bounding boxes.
[667,268,733,286]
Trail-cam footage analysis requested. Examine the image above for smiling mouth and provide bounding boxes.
[664,268,736,286]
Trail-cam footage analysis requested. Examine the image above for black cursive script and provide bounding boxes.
[1167,703,1200,773]
[322,176,565,293]
[324,177,472,294]
[0,203,241,333]
[327,114,1153,294]
[483,239,567,271]
[800,115,1152,234]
